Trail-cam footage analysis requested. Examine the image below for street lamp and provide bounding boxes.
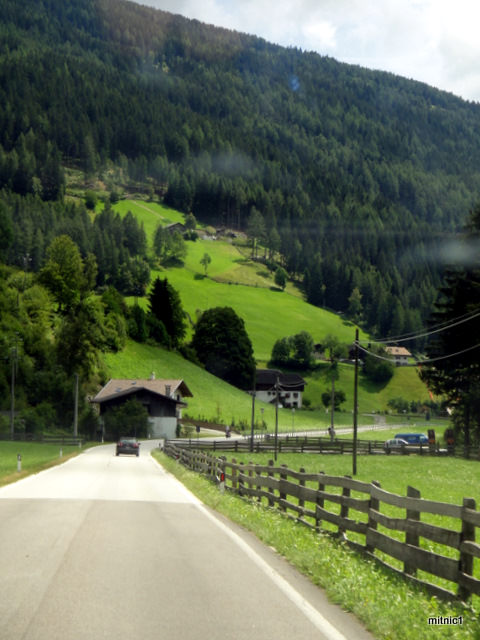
[291,407,295,433]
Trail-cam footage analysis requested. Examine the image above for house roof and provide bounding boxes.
[92,378,193,404]
[255,369,306,391]
[385,347,412,357]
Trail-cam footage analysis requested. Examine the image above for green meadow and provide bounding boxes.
[105,200,434,426]
[0,442,85,487]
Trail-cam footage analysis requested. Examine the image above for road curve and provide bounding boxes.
[0,442,374,640]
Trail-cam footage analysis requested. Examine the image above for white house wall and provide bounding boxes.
[256,390,302,408]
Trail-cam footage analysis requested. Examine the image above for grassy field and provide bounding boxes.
[103,339,376,430]
[104,198,435,426]
[104,338,433,432]
[156,450,479,639]
[0,441,85,487]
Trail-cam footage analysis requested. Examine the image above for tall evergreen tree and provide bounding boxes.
[148,277,186,348]
[420,206,480,445]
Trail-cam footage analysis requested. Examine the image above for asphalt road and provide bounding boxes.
[0,442,374,640]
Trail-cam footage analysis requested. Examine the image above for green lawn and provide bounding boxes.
[0,441,85,486]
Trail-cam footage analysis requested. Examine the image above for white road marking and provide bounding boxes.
[163,464,348,640]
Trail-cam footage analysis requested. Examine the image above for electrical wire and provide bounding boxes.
[357,342,480,366]
[358,309,480,346]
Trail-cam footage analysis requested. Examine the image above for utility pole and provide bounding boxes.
[250,370,256,453]
[274,373,279,461]
[10,345,16,438]
[353,328,359,476]
[73,373,79,439]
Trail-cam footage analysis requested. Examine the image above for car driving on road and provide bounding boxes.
[116,438,140,456]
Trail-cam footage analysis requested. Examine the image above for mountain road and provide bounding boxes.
[0,442,374,640]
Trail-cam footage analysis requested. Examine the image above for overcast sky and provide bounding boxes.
[135,0,480,102]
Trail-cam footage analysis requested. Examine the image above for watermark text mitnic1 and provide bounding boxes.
[428,616,463,626]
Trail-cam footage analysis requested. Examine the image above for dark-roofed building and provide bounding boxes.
[255,369,306,408]
[92,377,193,439]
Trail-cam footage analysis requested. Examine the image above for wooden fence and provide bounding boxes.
[164,440,480,602]
[168,435,469,457]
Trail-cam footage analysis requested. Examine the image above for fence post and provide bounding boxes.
[279,464,287,511]
[458,497,476,601]
[404,486,421,576]
[298,467,305,521]
[248,461,254,496]
[316,471,325,531]
[366,481,381,553]
[239,462,245,496]
[338,476,351,539]
[232,458,238,492]
[255,463,262,503]
[268,460,275,507]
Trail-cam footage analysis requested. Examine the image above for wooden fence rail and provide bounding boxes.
[169,435,480,458]
[164,440,480,602]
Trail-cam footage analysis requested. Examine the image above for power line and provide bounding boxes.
[358,309,480,346]
[357,342,480,366]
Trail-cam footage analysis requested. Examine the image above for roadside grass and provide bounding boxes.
[0,441,87,487]
[228,452,480,608]
[154,450,479,639]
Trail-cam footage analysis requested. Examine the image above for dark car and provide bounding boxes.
[116,438,140,456]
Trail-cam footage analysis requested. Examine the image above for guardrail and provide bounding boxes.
[164,440,480,602]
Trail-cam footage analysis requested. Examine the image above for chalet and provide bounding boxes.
[385,346,412,366]
[165,222,186,234]
[255,369,306,409]
[92,376,193,439]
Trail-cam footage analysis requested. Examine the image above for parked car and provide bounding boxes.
[384,438,409,454]
[116,438,140,456]
[394,433,429,444]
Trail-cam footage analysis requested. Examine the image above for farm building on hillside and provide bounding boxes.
[92,377,193,439]
[385,346,412,366]
[255,369,306,408]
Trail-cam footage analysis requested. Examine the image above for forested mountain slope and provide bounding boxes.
[1,0,480,341]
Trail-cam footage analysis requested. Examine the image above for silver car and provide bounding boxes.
[384,438,408,454]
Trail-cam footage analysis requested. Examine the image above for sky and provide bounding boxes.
[134,0,480,102]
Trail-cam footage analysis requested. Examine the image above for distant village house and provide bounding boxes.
[385,346,412,366]
[255,369,306,408]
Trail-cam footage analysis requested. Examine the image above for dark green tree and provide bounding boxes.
[270,337,291,366]
[200,252,211,275]
[191,306,255,389]
[148,277,186,348]
[39,235,86,313]
[102,398,149,440]
[274,267,287,290]
[420,205,480,445]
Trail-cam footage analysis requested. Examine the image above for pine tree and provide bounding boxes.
[148,277,186,348]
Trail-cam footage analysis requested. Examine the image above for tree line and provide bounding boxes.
[2,0,480,342]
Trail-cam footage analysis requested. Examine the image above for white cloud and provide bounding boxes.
[136,0,480,101]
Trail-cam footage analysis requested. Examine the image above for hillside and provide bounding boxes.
[103,198,431,426]
[103,339,431,432]
[2,0,480,345]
